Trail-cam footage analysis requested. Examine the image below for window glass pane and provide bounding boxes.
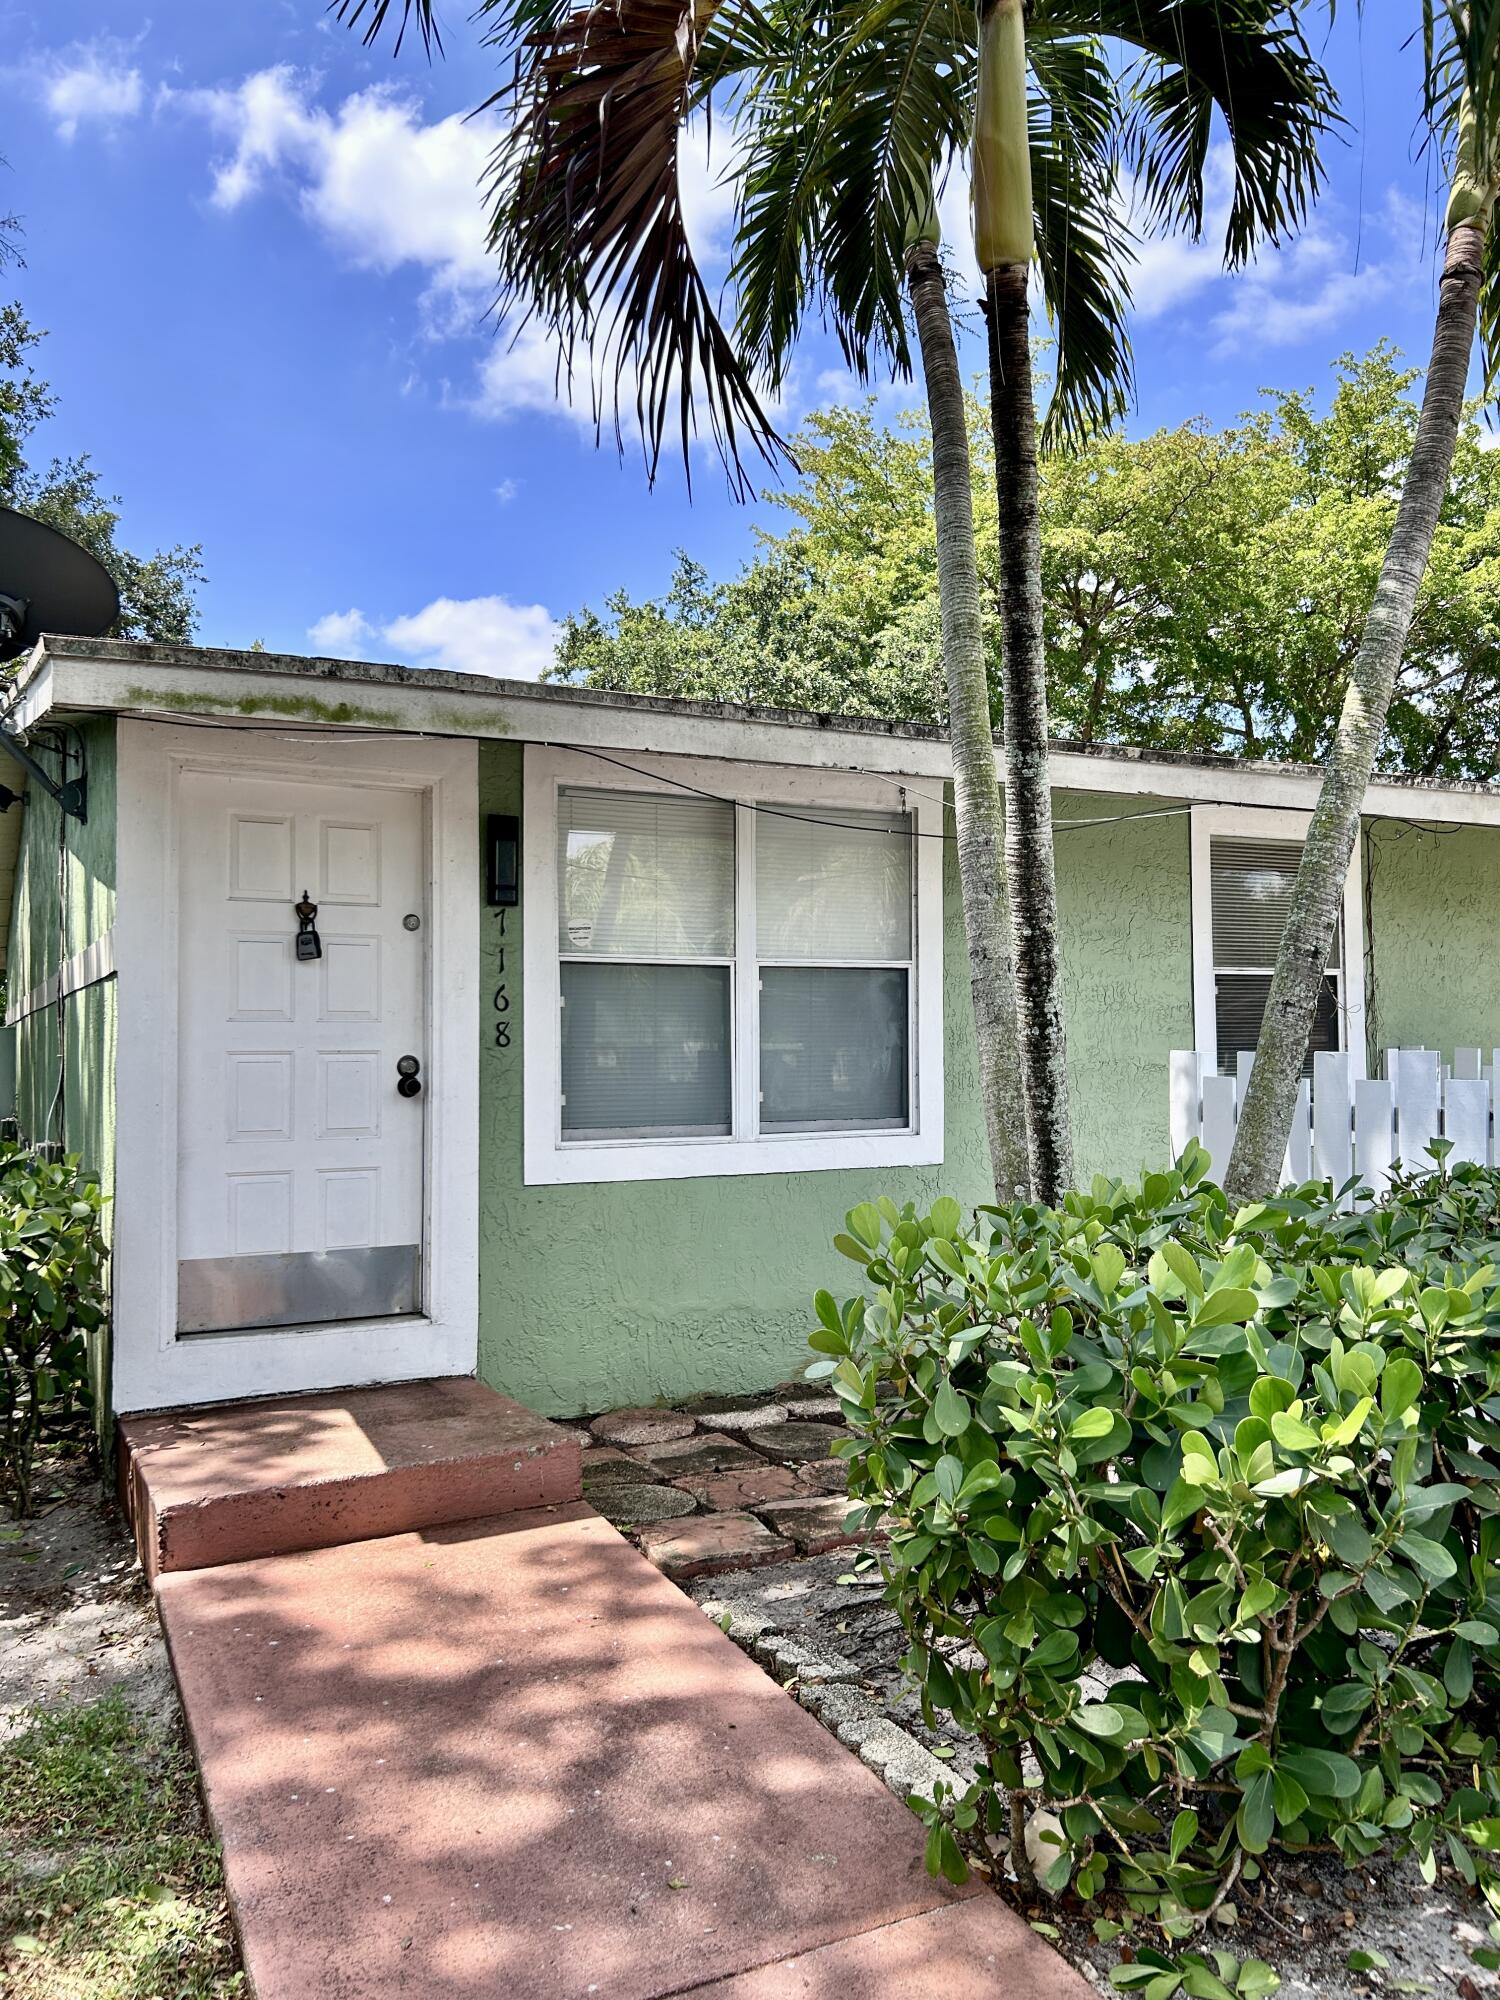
[759,967,909,1131]
[1210,837,1340,969]
[756,808,912,961]
[561,963,731,1137]
[559,789,734,958]
[1216,972,1340,1078]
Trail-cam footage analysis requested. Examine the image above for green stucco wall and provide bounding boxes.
[475,748,1191,1415]
[1055,790,1193,1182]
[5,718,118,1420]
[1365,818,1500,1063]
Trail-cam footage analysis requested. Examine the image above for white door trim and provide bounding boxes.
[112,720,479,1414]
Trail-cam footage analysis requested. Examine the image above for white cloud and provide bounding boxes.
[173,67,497,329]
[1115,159,1428,358]
[308,596,560,679]
[307,608,375,655]
[494,478,520,504]
[383,596,560,679]
[173,67,746,432]
[42,42,145,141]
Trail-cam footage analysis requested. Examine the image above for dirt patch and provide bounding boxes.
[0,1449,243,1997]
[691,1552,1500,2000]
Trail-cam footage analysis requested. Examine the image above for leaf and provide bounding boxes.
[1170,1808,1199,1862]
[929,1195,962,1240]
[1248,1377,1295,1423]
[1193,1289,1260,1329]
[813,1288,843,1335]
[847,1202,883,1249]
[1154,1242,1204,1305]
[1272,1768,1310,1825]
[1270,1411,1321,1453]
[1322,1396,1374,1448]
[1380,1355,1423,1417]
[1278,1746,1362,1800]
[1076,1702,1128,1739]
[1071,1406,1117,1441]
[1395,1530,1458,1584]
[1320,1682,1372,1733]
[1092,1243,1127,1297]
[933,1380,971,1439]
[1237,1769,1275,1854]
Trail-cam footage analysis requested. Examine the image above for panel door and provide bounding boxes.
[175,770,426,1333]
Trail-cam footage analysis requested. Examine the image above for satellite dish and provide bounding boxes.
[0,506,120,660]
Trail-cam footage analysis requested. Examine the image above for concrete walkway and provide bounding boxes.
[157,1504,1083,1997]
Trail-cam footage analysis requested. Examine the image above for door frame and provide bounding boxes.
[112,720,479,1413]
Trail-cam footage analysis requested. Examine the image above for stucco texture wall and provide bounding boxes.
[1055,790,1192,1183]
[475,745,1192,1415]
[5,718,118,1420]
[1365,818,1500,1063]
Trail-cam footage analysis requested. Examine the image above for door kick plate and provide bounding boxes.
[176,1245,421,1335]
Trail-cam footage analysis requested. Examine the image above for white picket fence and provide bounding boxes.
[1169,1047,1500,1195]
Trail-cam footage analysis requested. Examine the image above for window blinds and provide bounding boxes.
[561,962,731,1137]
[558,788,734,958]
[1209,835,1341,1076]
[755,807,912,961]
[1209,837,1340,970]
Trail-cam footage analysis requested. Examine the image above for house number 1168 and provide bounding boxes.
[493,906,511,1050]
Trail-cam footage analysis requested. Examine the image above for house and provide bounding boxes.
[3,634,1499,1425]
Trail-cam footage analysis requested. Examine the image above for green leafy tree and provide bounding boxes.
[0,304,201,649]
[554,347,1500,782]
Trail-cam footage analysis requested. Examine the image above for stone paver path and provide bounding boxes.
[571,1384,873,1581]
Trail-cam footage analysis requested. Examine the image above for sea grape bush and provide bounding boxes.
[811,1142,1500,1946]
[0,1146,106,1515]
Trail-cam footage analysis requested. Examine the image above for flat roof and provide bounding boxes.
[8,633,1500,827]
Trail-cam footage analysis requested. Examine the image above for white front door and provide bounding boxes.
[176,769,427,1335]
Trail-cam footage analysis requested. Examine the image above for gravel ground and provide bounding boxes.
[691,1552,1500,2000]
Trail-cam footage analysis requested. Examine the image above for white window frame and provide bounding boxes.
[1189,802,1367,1078]
[523,744,944,1184]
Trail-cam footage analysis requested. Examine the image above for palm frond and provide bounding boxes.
[488,0,784,492]
[1417,2,1500,164]
[327,0,445,55]
[1025,44,1135,442]
[733,0,970,394]
[1040,0,1337,267]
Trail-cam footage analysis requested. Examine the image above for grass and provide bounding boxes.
[0,1692,242,1999]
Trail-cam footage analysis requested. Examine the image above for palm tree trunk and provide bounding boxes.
[1224,212,1486,1202]
[985,261,1073,1202]
[905,235,1030,1199]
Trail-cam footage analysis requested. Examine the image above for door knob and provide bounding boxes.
[397,1054,422,1098]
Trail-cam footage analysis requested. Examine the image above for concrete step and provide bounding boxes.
[119,1377,581,1579]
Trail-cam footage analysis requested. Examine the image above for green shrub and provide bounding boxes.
[811,1145,1500,1945]
[0,1145,107,1515]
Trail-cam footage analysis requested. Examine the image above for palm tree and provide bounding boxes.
[336,0,1332,1204]
[1224,4,1500,1201]
[905,183,1031,1197]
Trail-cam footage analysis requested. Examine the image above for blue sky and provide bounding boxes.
[0,2,1461,677]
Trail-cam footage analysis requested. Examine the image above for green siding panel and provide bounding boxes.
[1366,819,1500,1062]
[475,747,1191,1414]
[5,718,118,1426]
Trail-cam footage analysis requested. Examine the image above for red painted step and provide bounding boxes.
[119,1377,581,1578]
